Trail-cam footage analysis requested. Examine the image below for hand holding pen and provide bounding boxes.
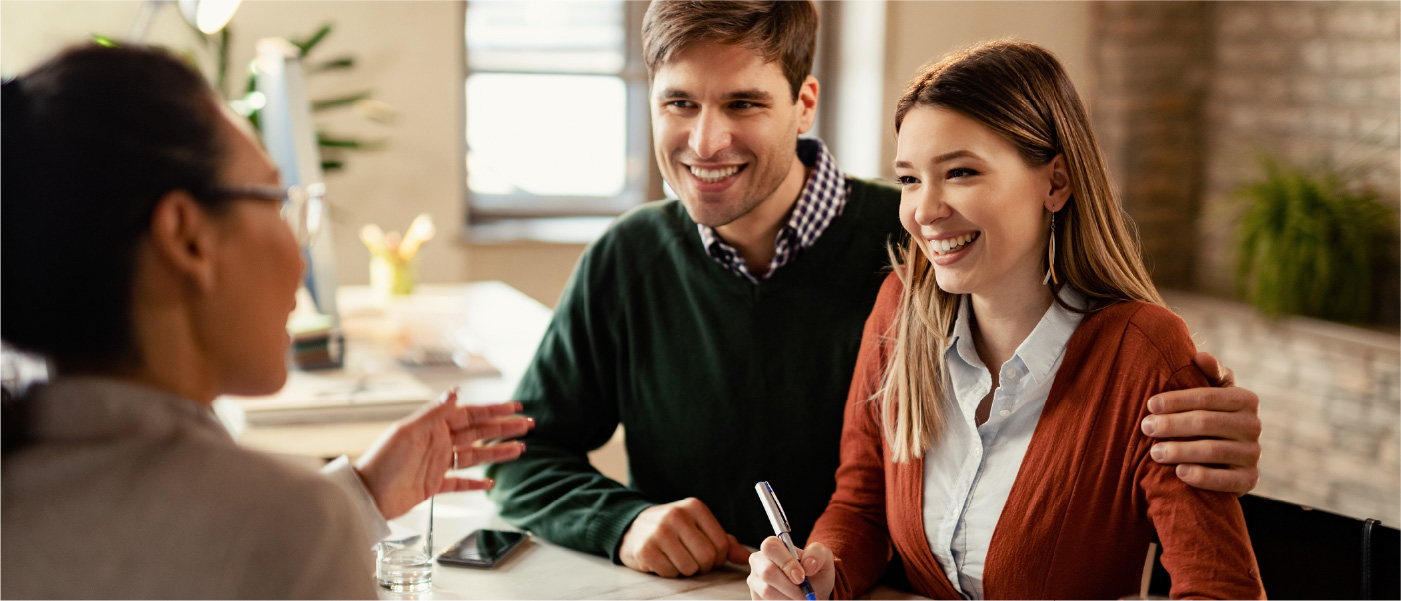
[749,482,835,600]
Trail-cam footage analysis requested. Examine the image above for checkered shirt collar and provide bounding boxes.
[697,138,849,283]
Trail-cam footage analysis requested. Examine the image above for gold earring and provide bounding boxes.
[1043,212,1058,286]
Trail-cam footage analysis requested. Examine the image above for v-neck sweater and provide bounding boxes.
[815,273,1264,600]
[487,178,905,560]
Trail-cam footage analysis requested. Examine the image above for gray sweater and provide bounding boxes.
[2,377,381,599]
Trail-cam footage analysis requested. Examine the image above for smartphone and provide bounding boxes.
[436,529,530,569]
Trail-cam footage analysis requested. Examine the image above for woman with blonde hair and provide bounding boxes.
[747,40,1264,599]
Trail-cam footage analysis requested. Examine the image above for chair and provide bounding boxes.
[1148,493,1400,599]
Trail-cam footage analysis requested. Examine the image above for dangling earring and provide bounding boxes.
[1043,212,1058,286]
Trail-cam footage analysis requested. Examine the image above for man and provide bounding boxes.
[487,0,1263,580]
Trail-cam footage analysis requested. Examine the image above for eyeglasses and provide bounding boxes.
[206,183,324,246]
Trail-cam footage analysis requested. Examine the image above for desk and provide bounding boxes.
[235,282,552,460]
[401,491,927,600]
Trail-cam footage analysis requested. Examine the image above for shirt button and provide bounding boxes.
[999,409,1012,418]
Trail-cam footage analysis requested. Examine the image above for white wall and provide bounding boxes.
[879,1,1092,178]
[1,0,467,287]
[1,0,1094,306]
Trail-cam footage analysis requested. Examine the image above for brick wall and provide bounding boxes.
[1092,2,1401,524]
[1089,2,1211,289]
[1165,290,1400,525]
[1092,1,1401,323]
[1197,1,1401,324]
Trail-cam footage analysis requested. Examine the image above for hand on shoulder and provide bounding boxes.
[1141,351,1262,495]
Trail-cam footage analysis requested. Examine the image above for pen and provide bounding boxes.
[755,481,818,601]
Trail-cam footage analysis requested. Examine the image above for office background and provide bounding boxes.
[3,0,1398,525]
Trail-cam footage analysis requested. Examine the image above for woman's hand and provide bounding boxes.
[747,538,835,600]
[354,389,533,519]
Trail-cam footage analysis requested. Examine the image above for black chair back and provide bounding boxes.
[1148,493,1399,599]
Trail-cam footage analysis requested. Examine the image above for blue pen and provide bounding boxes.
[755,481,818,601]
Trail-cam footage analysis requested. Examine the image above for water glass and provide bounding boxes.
[377,497,434,592]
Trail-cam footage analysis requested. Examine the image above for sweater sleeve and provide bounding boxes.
[811,274,901,600]
[1125,317,1265,600]
[485,245,654,563]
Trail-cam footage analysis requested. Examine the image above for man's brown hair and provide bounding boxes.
[642,0,818,100]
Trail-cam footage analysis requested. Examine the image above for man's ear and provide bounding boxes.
[1044,154,1072,212]
[795,74,819,135]
[148,190,219,292]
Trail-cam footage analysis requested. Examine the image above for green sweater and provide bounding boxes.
[486,178,903,561]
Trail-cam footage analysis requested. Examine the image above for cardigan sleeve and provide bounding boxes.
[811,273,901,600]
[1125,316,1265,600]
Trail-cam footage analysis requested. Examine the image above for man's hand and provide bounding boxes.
[1141,351,1262,495]
[619,497,749,577]
[355,389,533,519]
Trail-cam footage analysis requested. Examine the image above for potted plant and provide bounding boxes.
[1234,156,1393,323]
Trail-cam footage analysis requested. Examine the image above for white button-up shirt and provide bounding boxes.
[922,292,1085,599]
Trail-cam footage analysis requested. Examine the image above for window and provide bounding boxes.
[465,0,651,219]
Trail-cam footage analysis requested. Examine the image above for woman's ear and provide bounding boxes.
[147,190,219,292]
[1044,154,1072,213]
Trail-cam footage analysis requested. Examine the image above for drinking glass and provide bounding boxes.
[376,497,434,592]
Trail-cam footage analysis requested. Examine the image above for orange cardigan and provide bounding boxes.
[813,274,1264,600]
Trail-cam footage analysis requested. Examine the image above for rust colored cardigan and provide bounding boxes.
[813,274,1264,600]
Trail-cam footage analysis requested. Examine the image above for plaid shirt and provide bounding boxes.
[698,138,849,283]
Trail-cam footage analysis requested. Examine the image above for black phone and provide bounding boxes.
[436,529,530,569]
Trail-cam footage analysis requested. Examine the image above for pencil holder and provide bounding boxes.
[370,254,416,298]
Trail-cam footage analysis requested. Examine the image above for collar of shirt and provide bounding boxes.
[697,138,848,283]
[945,288,1088,416]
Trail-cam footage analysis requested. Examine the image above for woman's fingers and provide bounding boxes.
[452,440,526,468]
[438,477,496,494]
[451,416,534,446]
[759,536,806,587]
[748,541,805,599]
[446,401,525,430]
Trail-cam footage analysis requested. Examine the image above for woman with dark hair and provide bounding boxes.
[747,41,1264,600]
[1,44,531,598]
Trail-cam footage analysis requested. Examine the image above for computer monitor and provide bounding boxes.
[253,38,339,323]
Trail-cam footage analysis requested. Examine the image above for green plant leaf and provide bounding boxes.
[312,91,373,112]
[317,132,386,151]
[1233,152,1396,323]
[292,23,333,57]
[309,57,356,73]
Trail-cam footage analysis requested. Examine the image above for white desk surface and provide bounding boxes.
[392,491,927,601]
[237,282,552,459]
[238,283,925,599]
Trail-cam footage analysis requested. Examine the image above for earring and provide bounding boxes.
[1043,212,1058,286]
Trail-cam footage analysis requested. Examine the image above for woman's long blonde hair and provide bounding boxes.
[881,40,1166,463]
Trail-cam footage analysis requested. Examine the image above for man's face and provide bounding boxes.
[650,43,817,228]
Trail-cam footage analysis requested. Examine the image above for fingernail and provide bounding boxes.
[484,478,495,488]
[515,401,525,412]
[803,557,818,571]
[1176,464,1191,478]
[789,567,805,584]
[527,417,536,427]
[1148,396,1163,413]
[518,442,527,453]
[1150,444,1164,461]
[1141,416,1156,436]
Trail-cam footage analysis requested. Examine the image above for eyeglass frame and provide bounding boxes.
[203,182,324,246]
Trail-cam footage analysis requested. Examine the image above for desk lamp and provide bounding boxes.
[128,0,243,40]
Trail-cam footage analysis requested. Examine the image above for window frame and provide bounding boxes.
[463,0,655,221]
